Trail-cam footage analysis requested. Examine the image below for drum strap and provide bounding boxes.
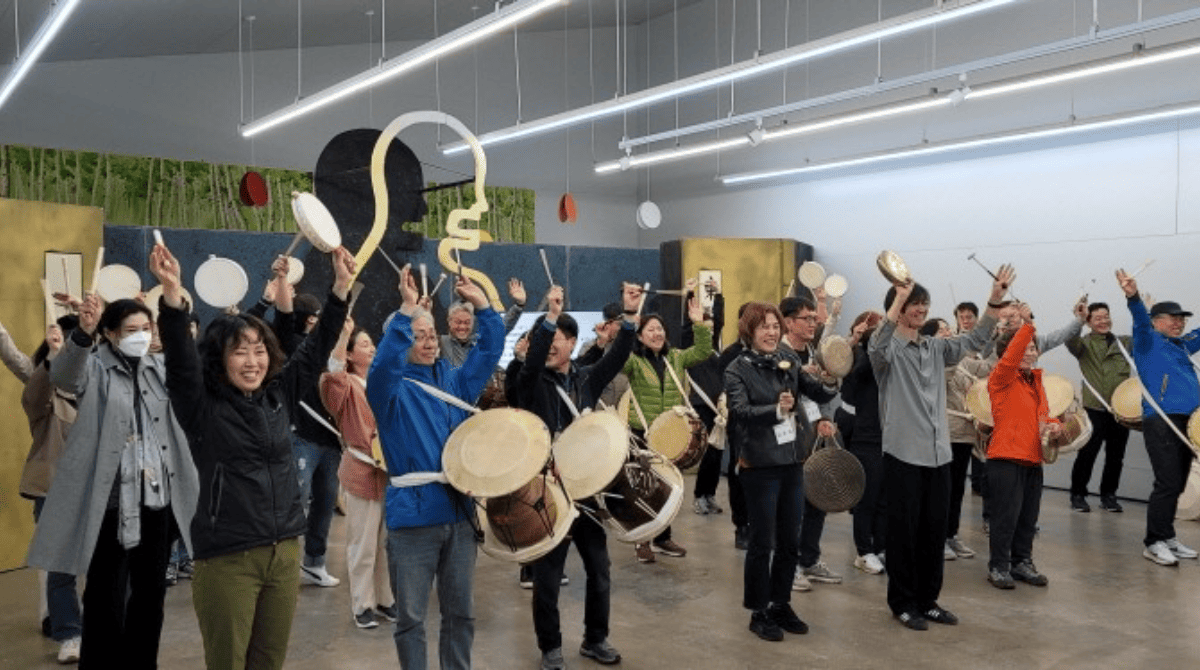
[1113,337,1193,447]
[554,384,581,419]
[628,391,650,431]
[1078,375,1115,414]
[686,371,718,415]
[389,472,450,487]
[300,401,342,439]
[663,362,695,412]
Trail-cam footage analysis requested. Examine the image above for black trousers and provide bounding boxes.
[80,505,174,670]
[727,440,746,530]
[693,443,724,498]
[986,459,1043,572]
[1142,414,1196,546]
[847,441,886,556]
[1070,408,1130,497]
[531,514,610,651]
[884,454,950,616]
[740,464,804,611]
[946,442,974,537]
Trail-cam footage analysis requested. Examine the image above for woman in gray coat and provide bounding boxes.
[27,293,199,670]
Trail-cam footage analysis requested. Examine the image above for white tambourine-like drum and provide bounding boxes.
[286,257,305,285]
[290,192,343,253]
[797,262,826,290]
[143,284,194,320]
[94,264,142,302]
[824,274,848,298]
[636,201,661,230]
[194,255,249,309]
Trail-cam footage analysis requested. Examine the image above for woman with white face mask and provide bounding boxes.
[28,296,200,669]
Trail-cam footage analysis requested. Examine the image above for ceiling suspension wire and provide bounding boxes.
[564,2,570,194]
[673,0,680,140]
[297,0,302,99]
[473,4,480,132]
[589,0,598,161]
[238,0,243,125]
[730,0,737,113]
[434,0,441,144]
[514,21,524,123]
[366,7,375,127]
[782,0,790,103]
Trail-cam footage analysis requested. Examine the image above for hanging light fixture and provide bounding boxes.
[0,0,85,111]
[240,0,566,138]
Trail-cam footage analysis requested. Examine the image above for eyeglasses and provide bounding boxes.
[787,315,818,323]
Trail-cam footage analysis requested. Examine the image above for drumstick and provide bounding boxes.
[61,258,71,302]
[347,281,366,314]
[785,279,795,298]
[539,248,554,286]
[374,246,403,275]
[430,273,448,297]
[419,264,428,297]
[966,252,1020,303]
[40,279,56,326]
[405,378,480,414]
[281,232,305,258]
[89,247,104,295]
[1128,259,1155,279]
[455,248,463,279]
[152,229,164,248]
[635,282,651,317]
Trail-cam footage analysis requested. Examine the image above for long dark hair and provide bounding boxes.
[199,313,285,394]
[345,327,371,375]
[635,313,671,357]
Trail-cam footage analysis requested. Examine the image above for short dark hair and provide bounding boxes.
[293,293,322,319]
[883,283,930,313]
[99,299,153,337]
[1087,302,1110,319]
[918,319,947,338]
[955,302,979,317]
[199,314,286,394]
[779,296,816,318]
[34,314,80,367]
[532,313,578,341]
[995,327,1038,360]
[738,302,784,346]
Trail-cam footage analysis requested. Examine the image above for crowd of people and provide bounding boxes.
[5,239,1198,669]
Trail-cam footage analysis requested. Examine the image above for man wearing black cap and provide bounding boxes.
[1116,270,1200,566]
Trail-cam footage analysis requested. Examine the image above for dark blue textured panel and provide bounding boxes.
[103,226,659,336]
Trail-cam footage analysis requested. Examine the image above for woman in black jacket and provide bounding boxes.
[149,242,353,670]
[724,302,836,643]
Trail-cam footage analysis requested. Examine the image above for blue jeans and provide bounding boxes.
[293,435,341,563]
[531,514,611,652]
[33,497,82,642]
[740,463,804,611]
[387,520,476,670]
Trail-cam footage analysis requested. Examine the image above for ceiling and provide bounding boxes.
[1,0,703,63]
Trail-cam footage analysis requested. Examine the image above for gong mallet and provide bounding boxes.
[967,253,1020,303]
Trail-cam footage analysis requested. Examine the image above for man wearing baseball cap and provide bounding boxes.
[1116,269,1200,566]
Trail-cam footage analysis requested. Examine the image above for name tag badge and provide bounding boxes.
[774,418,797,445]
[801,397,822,423]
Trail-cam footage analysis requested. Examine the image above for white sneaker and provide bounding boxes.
[943,543,957,560]
[1144,541,1180,566]
[792,571,812,592]
[57,636,81,664]
[854,553,884,575]
[1165,538,1199,559]
[301,564,341,587]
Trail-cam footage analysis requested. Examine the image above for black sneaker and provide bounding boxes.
[734,525,749,551]
[1099,495,1123,513]
[895,610,928,631]
[376,604,399,623]
[1011,560,1049,586]
[988,568,1015,590]
[354,610,378,629]
[519,566,533,589]
[767,602,809,634]
[923,605,959,625]
[1070,494,1091,513]
[177,559,195,579]
[579,639,621,664]
[749,610,784,641]
[165,562,178,587]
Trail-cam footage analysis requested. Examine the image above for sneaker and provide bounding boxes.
[42,616,52,638]
[705,495,724,514]
[519,566,534,589]
[854,553,884,575]
[176,558,195,579]
[791,571,812,592]
[943,544,957,561]
[165,562,178,587]
[802,561,842,584]
[734,526,749,551]
[988,568,1015,589]
[1070,494,1091,513]
[895,610,928,631]
[1011,560,1049,586]
[561,574,570,585]
[652,539,687,557]
[301,564,341,587]
[1099,495,1123,513]
[693,497,711,515]
[1165,538,1199,559]
[947,536,975,559]
[923,605,959,625]
[354,610,378,629]
[541,647,566,670]
[376,604,398,623]
[57,636,81,664]
[635,543,656,563]
[579,639,621,664]
[767,602,809,634]
[749,610,784,641]
[1144,541,1181,566]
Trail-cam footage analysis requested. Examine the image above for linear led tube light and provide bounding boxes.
[443,0,1020,155]
[240,0,565,138]
[0,0,84,111]
[719,101,1200,186]
[594,136,751,174]
[594,38,1200,174]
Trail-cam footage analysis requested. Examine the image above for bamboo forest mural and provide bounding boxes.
[0,144,534,243]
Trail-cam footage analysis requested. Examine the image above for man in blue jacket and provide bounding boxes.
[1117,269,1200,567]
[367,267,503,670]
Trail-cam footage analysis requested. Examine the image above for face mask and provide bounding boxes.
[117,331,152,358]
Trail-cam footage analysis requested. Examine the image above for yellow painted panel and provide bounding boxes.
[678,238,797,348]
[0,198,103,572]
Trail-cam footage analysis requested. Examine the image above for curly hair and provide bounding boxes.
[199,313,286,394]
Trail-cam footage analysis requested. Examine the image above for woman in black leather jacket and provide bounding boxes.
[724,301,835,643]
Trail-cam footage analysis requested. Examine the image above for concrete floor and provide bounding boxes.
[4,481,1200,669]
